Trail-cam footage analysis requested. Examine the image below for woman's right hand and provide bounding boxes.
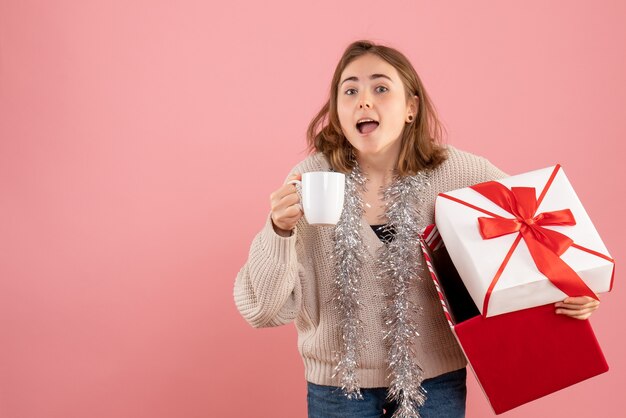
[270,173,304,237]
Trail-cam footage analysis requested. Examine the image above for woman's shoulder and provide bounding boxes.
[438,144,488,166]
[431,144,507,190]
[286,152,331,177]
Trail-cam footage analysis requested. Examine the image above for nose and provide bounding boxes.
[358,93,372,109]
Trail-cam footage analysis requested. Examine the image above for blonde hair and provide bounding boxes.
[306,40,447,175]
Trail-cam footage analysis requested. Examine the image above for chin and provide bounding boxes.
[347,141,377,155]
[350,139,395,156]
[356,146,384,156]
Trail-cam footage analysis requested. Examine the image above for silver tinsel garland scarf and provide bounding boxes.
[331,160,431,418]
[331,161,369,400]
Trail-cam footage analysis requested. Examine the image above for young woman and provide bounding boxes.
[234,40,600,418]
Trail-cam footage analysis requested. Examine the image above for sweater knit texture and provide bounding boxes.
[234,145,508,388]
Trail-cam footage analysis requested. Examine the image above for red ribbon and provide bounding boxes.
[469,178,599,315]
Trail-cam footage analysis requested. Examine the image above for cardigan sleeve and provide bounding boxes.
[233,160,313,328]
[481,156,510,181]
[233,212,304,328]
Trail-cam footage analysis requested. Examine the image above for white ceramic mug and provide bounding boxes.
[288,172,345,225]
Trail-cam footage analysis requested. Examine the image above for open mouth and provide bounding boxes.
[356,119,379,134]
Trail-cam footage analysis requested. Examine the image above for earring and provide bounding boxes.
[407,115,414,122]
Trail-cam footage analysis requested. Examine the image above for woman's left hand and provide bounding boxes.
[555,296,600,320]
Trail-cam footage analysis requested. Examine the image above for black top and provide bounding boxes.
[430,246,481,324]
[370,223,480,323]
[370,224,396,244]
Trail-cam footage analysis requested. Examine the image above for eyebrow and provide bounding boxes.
[340,73,393,86]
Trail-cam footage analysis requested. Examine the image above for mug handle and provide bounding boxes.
[287,179,304,213]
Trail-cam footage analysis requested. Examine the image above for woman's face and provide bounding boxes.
[337,53,416,158]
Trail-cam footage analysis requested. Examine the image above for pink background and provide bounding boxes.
[1,1,625,417]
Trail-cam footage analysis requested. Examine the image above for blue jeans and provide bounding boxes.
[307,368,466,418]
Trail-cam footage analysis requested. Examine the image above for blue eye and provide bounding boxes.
[376,86,388,93]
[345,88,357,95]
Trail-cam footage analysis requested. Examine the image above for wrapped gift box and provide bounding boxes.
[419,226,609,414]
[434,164,614,317]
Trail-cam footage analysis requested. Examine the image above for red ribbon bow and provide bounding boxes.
[470,180,598,313]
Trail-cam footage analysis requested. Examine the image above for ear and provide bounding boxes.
[407,94,419,118]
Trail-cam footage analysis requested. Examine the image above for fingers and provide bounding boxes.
[562,295,600,304]
[281,203,304,219]
[286,173,303,182]
[270,202,302,223]
[269,173,304,233]
[555,300,600,311]
[278,190,301,209]
[282,173,302,195]
[270,186,302,216]
[556,305,598,315]
[555,295,600,320]
[556,307,597,320]
[555,295,600,310]
[270,174,301,204]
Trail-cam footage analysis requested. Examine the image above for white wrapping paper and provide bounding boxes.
[435,165,614,317]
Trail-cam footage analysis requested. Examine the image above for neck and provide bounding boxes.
[355,148,400,186]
